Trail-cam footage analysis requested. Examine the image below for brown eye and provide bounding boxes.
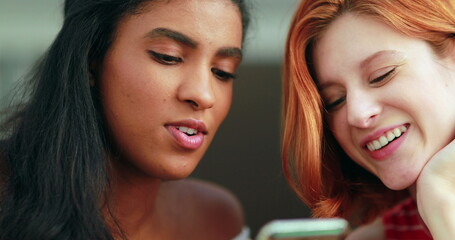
[148,51,183,65]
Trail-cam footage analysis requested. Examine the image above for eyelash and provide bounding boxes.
[211,68,236,81]
[324,67,397,111]
[149,51,236,81]
[369,67,396,85]
[149,51,182,65]
[325,96,345,111]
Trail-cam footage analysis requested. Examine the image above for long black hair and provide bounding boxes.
[0,0,249,239]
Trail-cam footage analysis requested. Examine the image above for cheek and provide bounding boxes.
[328,112,349,145]
[399,69,454,122]
[213,84,233,123]
[101,62,170,130]
[327,111,369,165]
[221,89,233,117]
[124,79,170,112]
[109,57,167,101]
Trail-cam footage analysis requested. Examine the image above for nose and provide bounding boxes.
[346,90,382,128]
[177,67,215,110]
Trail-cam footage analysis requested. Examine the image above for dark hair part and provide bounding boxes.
[0,0,249,239]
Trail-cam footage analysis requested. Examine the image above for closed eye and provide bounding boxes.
[211,68,236,81]
[148,51,183,65]
[369,67,396,85]
[325,96,346,111]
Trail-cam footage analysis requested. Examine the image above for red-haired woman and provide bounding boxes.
[282,0,455,239]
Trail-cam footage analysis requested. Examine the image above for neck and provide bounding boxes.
[104,155,163,238]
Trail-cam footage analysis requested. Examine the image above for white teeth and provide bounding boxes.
[379,136,388,146]
[386,132,395,141]
[393,128,402,137]
[177,126,198,136]
[366,126,407,152]
[373,140,381,149]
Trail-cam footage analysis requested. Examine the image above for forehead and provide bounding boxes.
[115,0,243,47]
[312,13,422,82]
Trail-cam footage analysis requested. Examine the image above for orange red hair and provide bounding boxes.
[282,0,455,223]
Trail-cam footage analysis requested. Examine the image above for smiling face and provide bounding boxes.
[313,13,455,190]
[98,0,243,180]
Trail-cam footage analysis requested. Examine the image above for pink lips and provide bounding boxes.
[165,119,207,150]
[362,124,409,161]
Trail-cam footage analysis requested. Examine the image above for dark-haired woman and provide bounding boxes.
[0,0,250,239]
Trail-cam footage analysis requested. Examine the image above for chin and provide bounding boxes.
[381,173,417,191]
[159,171,194,181]
[383,182,410,191]
[158,163,199,180]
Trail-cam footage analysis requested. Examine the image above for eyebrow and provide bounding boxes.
[319,50,406,90]
[360,50,405,69]
[146,27,243,61]
[217,47,243,61]
[145,27,243,60]
[145,27,198,48]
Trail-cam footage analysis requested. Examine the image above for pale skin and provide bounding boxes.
[96,0,245,239]
[312,13,455,240]
[346,141,455,240]
[416,139,455,240]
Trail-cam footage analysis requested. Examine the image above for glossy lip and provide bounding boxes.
[165,119,208,150]
[361,123,410,160]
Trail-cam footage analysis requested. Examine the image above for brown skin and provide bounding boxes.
[96,0,245,239]
[110,178,244,240]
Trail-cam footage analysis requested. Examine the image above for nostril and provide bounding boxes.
[185,100,199,108]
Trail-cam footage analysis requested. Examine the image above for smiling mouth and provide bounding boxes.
[366,125,408,152]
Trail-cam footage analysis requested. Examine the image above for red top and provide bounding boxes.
[382,197,432,240]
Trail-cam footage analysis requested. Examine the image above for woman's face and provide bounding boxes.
[313,13,455,190]
[98,0,243,180]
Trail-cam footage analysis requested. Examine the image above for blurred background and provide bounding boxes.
[0,0,311,237]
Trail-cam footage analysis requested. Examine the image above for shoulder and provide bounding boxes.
[165,178,245,239]
[346,218,385,240]
[172,178,244,226]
